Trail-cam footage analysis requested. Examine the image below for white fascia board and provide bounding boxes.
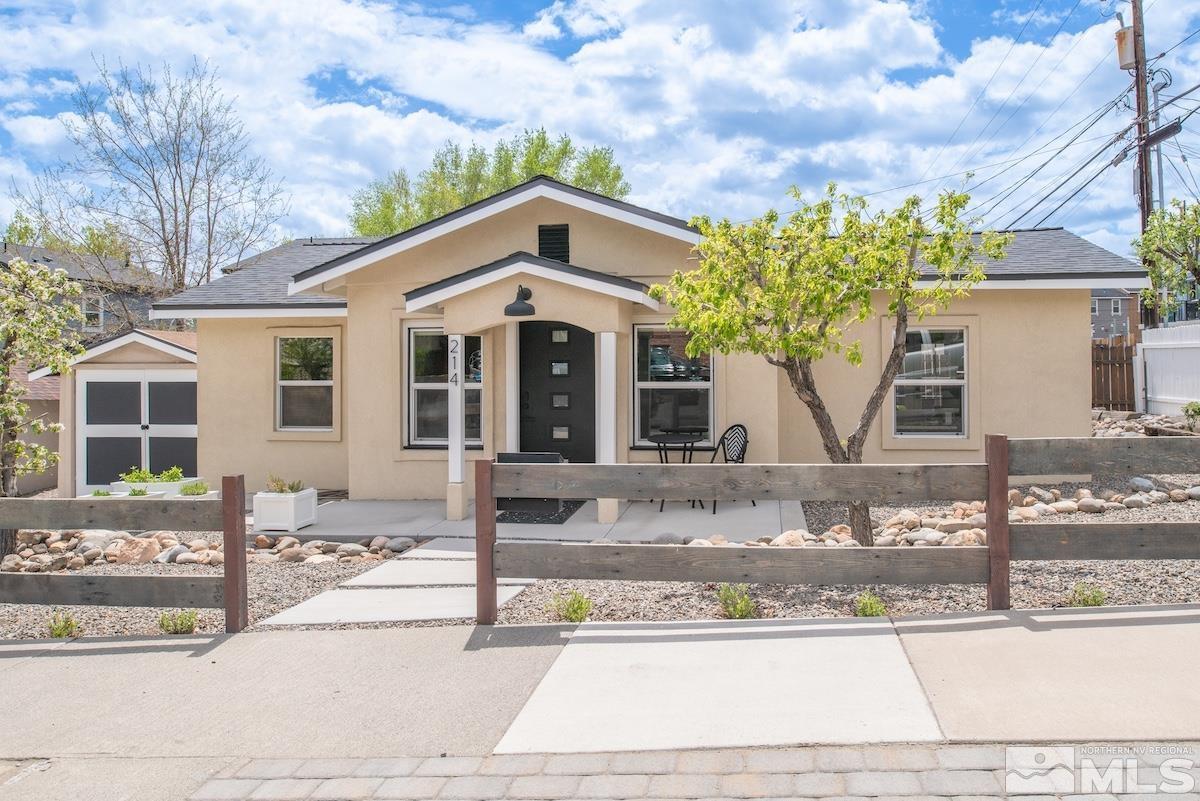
[28,331,197,380]
[915,276,1151,290]
[289,184,699,295]
[150,306,348,319]
[404,261,660,313]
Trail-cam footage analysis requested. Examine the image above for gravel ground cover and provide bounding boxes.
[500,469,1200,624]
[0,551,380,639]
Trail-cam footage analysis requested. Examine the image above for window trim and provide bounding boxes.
[406,326,484,448]
[1091,298,1099,316]
[275,335,335,432]
[82,295,105,332]
[1112,298,1122,315]
[632,324,715,447]
[891,327,968,440]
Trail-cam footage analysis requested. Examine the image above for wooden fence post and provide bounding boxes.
[984,435,1010,611]
[222,475,249,633]
[476,459,498,625]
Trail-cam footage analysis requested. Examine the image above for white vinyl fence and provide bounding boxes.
[1136,321,1200,414]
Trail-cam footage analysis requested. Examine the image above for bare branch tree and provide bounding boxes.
[13,58,287,295]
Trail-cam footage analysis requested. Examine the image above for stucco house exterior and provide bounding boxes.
[136,176,1147,520]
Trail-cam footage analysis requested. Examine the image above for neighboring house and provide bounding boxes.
[1091,288,1139,340]
[125,177,1146,521]
[2,242,161,495]
[0,241,159,339]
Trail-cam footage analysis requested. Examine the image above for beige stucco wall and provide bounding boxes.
[16,399,59,495]
[777,288,1093,464]
[197,317,348,494]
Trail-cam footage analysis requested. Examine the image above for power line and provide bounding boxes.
[1008,131,1129,227]
[1152,24,1200,61]
[914,0,1047,183]
[1033,151,1122,227]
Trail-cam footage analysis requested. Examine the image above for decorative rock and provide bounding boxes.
[1124,494,1150,509]
[687,538,713,546]
[1073,488,1093,500]
[153,544,190,564]
[884,510,921,530]
[874,535,897,547]
[771,530,808,547]
[1076,497,1105,513]
[1007,488,1022,506]
[1,555,22,572]
[1148,490,1170,504]
[278,546,306,562]
[187,539,210,552]
[943,529,984,546]
[1029,486,1055,504]
[1189,486,1200,500]
[106,537,161,565]
[320,541,341,554]
[1013,506,1039,521]
[336,543,368,557]
[1049,500,1078,514]
[837,539,861,547]
[709,534,728,545]
[207,551,224,566]
[1169,489,1190,503]
[1103,502,1126,512]
[386,536,416,552]
[1129,476,1157,493]
[902,528,946,545]
[1022,495,1038,507]
[273,536,300,552]
[369,535,391,550]
[304,554,336,564]
[66,556,85,570]
[175,552,201,565]
[254,534,275,549]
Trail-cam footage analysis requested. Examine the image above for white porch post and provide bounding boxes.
[505,322,519,452]
[596,331,619,523]
[446,333,468,520]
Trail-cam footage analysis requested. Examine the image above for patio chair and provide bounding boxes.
[709,424,754,514]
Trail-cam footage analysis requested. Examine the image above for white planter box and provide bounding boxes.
[82,491,166,499]
[253,487,318,532]
[110,477,203,499]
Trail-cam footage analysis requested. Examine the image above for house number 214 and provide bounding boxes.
[449,337,460,386]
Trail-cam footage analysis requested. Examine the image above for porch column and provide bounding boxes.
[596,331,619,524]
[446,333,468,521]
[505,322,519,452]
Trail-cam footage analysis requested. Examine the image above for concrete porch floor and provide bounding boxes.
[275,498,807,543]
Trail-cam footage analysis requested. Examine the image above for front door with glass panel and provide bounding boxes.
[76,369,198,494]
[519,321,595,463]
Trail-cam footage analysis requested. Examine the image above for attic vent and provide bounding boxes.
[538,224,569,263]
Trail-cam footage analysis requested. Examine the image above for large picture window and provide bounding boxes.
[276,336,334,430]
[893,328,966,437]
[634,325,713,446]
[408,328,483,446]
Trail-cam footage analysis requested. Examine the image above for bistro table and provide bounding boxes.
[647,430,707,511]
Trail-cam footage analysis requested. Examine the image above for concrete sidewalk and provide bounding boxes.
[3,604,1199,799]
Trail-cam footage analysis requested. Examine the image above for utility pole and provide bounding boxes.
[1131,0,1153,233]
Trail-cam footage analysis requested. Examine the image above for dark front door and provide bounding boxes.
[519,321,595,463]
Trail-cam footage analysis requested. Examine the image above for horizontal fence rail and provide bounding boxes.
[0,475,248,633]
[1008,437,1200,476]
[1011,522,1200,561]
[494,542,990,585]
[491,462,989,503]
[0,498,224,532]
[0,574,224,608]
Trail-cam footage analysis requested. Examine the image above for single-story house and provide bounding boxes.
[126,177,1145,521]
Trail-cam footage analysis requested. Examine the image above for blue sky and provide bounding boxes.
[2,0,1200,259]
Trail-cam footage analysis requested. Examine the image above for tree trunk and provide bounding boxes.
[847,502,873,546]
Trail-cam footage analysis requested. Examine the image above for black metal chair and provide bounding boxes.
[710,424,754,514]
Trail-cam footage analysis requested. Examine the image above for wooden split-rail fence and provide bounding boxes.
[0,476,249,633]
[475,436,1200,623]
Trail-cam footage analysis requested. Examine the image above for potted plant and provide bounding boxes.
[111,466,202,499]
[127,487,166,499]
[252,475,317,532]
[178,480,219,500]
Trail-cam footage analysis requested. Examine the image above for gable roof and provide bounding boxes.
[151,238,381,319]
[405,251,658,312]
[0,241,159,291]
[938,228,1145,285]
[13,360,59,402]
[287,175,700,295]
[27,328,198,380]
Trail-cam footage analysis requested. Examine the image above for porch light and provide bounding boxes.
[504,285,535,316]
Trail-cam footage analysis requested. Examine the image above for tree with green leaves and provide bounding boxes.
[1,258,84,553]
[1135,198,1200,316]
[349,128,631,236]
[650,185,1009,544]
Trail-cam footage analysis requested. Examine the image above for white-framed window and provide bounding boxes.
[1091,298,1099,316]
[407,327,483,446]
[82,295,105,331]
[893,328,967,438]
[276,336,334,431]
[1112,298,1122,315]
[633,325,714,446]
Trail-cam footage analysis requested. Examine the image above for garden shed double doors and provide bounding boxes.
[75,369,198,494]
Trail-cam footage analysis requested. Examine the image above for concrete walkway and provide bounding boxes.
[3,605,1198,799]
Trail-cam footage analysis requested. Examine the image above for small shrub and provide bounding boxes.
[1184,400,1200,430]
[120,466,155,483]
[550,591,593,622]
[128,487,148,497]
[158,609,199,634]
[266,474,305,493]
[91,489,112,497]
[180,481,209,496]
[1066,582,1107,607]
[157,465,185,482]
[48,611,80,638]
[854,590,888,617]
[716,583,758,619]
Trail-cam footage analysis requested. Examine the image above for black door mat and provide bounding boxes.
[497,499,586,524]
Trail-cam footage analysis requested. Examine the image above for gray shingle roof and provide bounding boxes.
[1092,288,1132,298]
[0,242,158,290]
[153,227,1144,312]
[153,238,382,310]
